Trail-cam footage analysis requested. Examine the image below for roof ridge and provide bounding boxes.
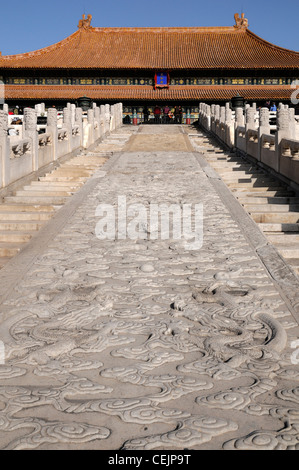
[90,26,236,33]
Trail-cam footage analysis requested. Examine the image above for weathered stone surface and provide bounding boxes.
[0,125,298,450]
[0,110,8,137]
[24,107,37,131]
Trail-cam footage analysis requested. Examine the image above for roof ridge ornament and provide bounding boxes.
[78,14,92,30]
[234,13,249,29]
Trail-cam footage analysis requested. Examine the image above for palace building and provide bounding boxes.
[0,13,298,123]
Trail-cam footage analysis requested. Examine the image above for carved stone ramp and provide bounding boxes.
[0,124,298,450]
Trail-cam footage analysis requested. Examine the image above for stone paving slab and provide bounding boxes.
[124,125,193,152]
[0,125,298,450]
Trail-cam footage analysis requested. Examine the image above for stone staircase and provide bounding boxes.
[0,131,133,269]
[189,130,299,276]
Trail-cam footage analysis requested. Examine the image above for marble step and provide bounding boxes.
[0,231,34,243]
[62,164,99,170]
[219,171,266,178]
[233,190,296,197]
[4,196,68,205]
[252,212,299,224]
[0,204,57,212]
[244,204,299,213]
[0,211,53,221]
[0,221,44,231]
[47,168,93,176]
[0,243,22,257]
[0,136,114,268]
[32,181,82,187]
[22,184,79,193]
[39,176,87,182]
[237,197,299,205]
[227,182,284,189]
[259,223,299,232]
[267,233,299,244]
[14,190,74,197]
[274,244,299,259]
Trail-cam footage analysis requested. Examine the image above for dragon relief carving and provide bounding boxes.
[0,131,298,450]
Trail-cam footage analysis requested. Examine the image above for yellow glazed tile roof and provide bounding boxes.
[0,15,298,70]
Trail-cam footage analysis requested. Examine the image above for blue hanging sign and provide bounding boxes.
[154,72,169,89]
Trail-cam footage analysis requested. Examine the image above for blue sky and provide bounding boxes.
[0,0,298,56]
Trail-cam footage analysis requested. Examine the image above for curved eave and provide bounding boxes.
[245,28,299,55]
[0,29,81,63]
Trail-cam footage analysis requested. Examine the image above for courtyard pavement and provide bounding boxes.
[0,125,298,450]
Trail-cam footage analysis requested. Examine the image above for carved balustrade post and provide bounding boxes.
[87,108,95,145]
[211,104,216,132]
[105,104,111,134]
[234,107,244,151]
[115,103,120,129]
[100,105,105,137]
[289,108,296,140]
[220,106,225,124]
[259,107,270,135]
[206,104,211,131]
[225,103,232,125]
[110,105,116,131]
[245,106,255,132]
[0,109,9,187]
[119,103,123,129]
[70,104,76,128]
[63,106,71,130]
[24,107,38,171]
[277,107,291,139]
[225,103,234,147]
[114,103,119,129]
[258,107,271,161]
[46,107,58,161]
[35,103,42,115]
[94,106,101,140]
[275,107,292,173]
[199,103,203,126]
[63,106,72,152]
[235,107,244,129]
[75,106,83,146]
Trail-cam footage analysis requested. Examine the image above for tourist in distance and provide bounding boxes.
[174,105,183,124]
[142,106,149,123]
[168,108,174,122]
[163,105,170,123]
[154,105,161,123]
